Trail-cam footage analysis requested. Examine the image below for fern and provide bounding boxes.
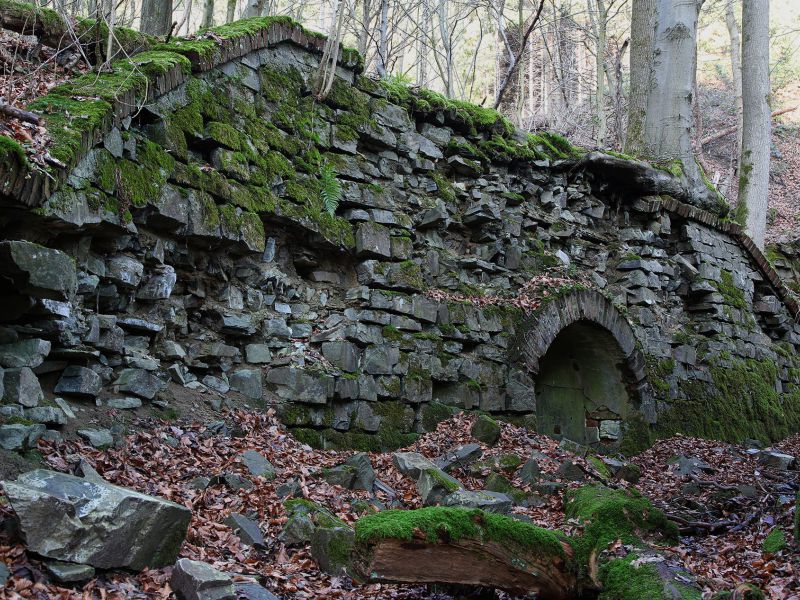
[319,162,342,217]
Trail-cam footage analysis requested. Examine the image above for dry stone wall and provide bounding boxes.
[1,20,800,454]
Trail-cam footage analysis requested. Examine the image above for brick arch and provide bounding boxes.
[517,289,647,390]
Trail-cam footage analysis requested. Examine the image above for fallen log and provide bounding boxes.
[351,486,703,600]
[0,103,40,125]
[701,106,798,147]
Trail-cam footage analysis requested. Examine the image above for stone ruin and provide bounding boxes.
[1,17,800,455]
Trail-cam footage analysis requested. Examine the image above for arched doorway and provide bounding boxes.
[515,290,650,450]
[534,321,632,448]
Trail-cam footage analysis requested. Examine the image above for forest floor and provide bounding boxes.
[0,410,797,599]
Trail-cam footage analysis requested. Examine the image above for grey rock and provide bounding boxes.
[203,375,230,394]
[417,468,462,506]
[321,341,360,373]
[322,464,357,488]
[556,460,586,482]
[266,367,333,405]
[345,452,375,491]
[0,561,7,586]
[671,455,714,477]
[229,369,262,400]
[55,365,102,398]
[0,338,51,369]
[222,473,253,491]
[137,266,177,300]
[240,450,276,479]
[106,397,142,410]
[0,423,45,450]
[355,222,392,259]
[235,582,280,600]
[3,469,190,569]
[77,429,114,448]
[519,458,542,484]
[44,561,96,583]
[171,558,236,600]
[224,513,267,549]
[3,367,43,407]
[443,489,512,514]
[281,509,315,545]
[245,344,272,364]
[392,452,437,480]
[470,414,501,445]
[310,526,354,575]
[105,255,144,288]
[114,368,167,400]
[25,406,67,425]
[0,241,77,300]
[54,397,76,419]
[434,443,483,472]
[757,451,796,471]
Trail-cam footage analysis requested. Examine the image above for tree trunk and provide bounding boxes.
[202,0,214,28]
[242,0,268,18]
[639,0,707,197]
[589,0,607,147]
[738,0,770,248]
[376,0,389,77]
[141,0,173,36]
[625,0,656,155]
[725,0,743,182]
[226,0,236,22]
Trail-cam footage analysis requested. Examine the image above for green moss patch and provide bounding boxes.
[762,528,787,554]
[355,506,566,557]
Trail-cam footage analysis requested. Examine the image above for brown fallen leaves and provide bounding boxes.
[0,410,797,599]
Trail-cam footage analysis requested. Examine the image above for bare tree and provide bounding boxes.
[737,0,770,247]
[725,0,743,184]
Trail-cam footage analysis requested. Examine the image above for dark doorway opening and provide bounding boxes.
[534,321,633,449]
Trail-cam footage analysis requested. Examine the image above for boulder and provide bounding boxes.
[2,469,191,569]
[434,443,483,472]
[392,451,437,480]
[171,558,236,600]
[114,368,167,400]
[471,414,501,445]
[519,458,542,484]
[0,241,77,300]
[77,428,114,448]
[3,367,43,407]
[229,369,262,400]
[417,467,462,506]
[345,452,375,491]
[54,365,102,398]
[556,460,586,482]
[224,513,267,549]
[757,450,796,471]
[0,338,51,369]
[310,526,354,575]
[0,423,45,450]
[25,406,67,425]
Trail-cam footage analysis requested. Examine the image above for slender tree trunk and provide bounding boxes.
[416,0,428,85]
[438,0,452,96]
[202,0,214,28]
[242,0,268,18]
[141,0,173,35]
[376,0,389,76]
[725,0,743,190]
[226,0,236,22]
[738,0,770,248]
[625,0,656,154]
[592,0,608,147]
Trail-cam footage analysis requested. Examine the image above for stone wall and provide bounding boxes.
[1,17,800,454]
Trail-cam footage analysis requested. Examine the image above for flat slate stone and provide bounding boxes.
[240,450,276,479]
[44,561,96,583]
[224,512,267,549]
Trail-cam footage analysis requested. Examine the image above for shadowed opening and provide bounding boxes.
[534,321,633,449]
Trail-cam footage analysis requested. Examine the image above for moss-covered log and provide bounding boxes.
[351,486,702,600]
[351,507,577,599]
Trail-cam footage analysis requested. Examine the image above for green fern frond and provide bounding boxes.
[320,162,342,217]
